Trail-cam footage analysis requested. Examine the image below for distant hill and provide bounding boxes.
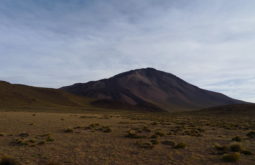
[61,68,243,111]
[196,104,255,116]
[0,81,92,110]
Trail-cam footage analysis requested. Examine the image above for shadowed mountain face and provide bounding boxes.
[61,68,243,111]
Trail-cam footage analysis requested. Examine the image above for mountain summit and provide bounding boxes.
[61,68,243,111]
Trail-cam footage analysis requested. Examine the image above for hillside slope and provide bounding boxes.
[0,81,92,110]
[61,68,243,111]
[196,103,255,116]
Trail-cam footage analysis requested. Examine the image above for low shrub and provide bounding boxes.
[154,130,165,137]
[88,123,100,129]
[98,126,112,133]
[135,141,154,149]
[247,131,255,138]
[222,152,240,162]
[174,143,186,149]
[46,136,55,142]
[37,141,46,145]
[126,130,146,139]
[214,143,228,153]
[18,133,29,138]
[150,134,159,139]
[150,139,159,145]
[142,126,151,132]
[28,138,36,143]
[0,156,19,165]
[241,150,253,155]
[12,138,28,146]
[232,136,242,142]
[47,162,61,165]
[64,128,73,133]
[230,143,242,152]
[161,140,176,147]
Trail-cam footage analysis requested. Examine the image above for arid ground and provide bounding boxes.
[0,108,254,165]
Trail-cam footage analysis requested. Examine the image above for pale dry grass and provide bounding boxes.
[0,111,254,165]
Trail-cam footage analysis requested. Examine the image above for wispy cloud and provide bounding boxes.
[0,0,255,102]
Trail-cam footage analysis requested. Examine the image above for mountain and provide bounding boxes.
[61,68,243,111]
[0,81,92,110]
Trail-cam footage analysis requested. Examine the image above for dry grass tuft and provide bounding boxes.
[150,139,159,145]
[241,150,253,155]
[247,131,255,138]
[161,140,176,147]
[47,162,61,165]
[64,128,74,133]
[0,133,5,137]
[153,130,165,137]
[229,143,242,152]
[135,141,154,149]
[232,136,242,142]
[214,143,228,153]
[125,129,146,139]
[98,126,112,133]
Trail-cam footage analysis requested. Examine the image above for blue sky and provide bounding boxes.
[0,0,255,102]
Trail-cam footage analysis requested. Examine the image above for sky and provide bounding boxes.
[0,0,255,102]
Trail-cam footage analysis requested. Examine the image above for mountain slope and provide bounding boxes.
[0,81,92,110]
[61,68,243,111]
